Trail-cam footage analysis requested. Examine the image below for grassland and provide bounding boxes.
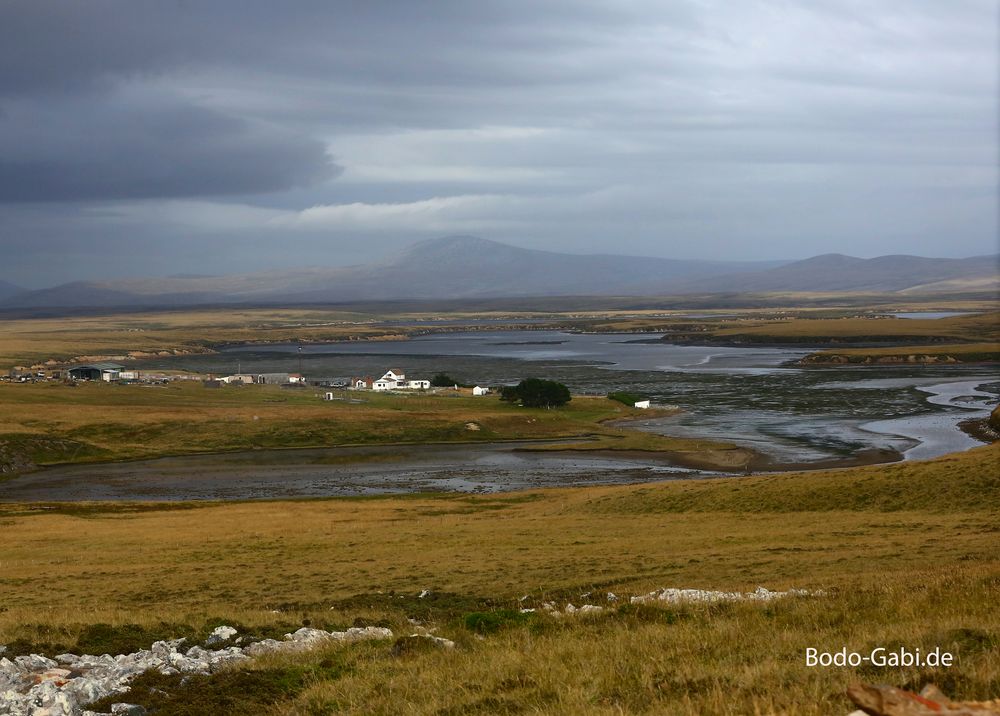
[0,307,417,368]
[1,443,997,714]
[584,311,1000,365]
[2,304,997,370]
[799,342,1000,365]
[0,382,744,472]
[1,303,998,713]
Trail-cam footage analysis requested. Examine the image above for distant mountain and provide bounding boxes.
[2,237,996,309]
[680,253,999,293]
[1,236,783,308]
[0,280,25,301]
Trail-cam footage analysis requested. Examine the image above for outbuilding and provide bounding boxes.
[67,363,124,382]
[472,386,489,396]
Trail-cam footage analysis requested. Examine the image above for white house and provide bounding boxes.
[356,369,429,391]
[220,374,255,384]
[472,386,489,396]
[634,400,651,409]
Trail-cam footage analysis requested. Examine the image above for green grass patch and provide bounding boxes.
[464,609,534,634]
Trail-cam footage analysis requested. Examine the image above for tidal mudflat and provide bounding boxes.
[148,329,999,464]
[16,329,991,502]
[0,440,708,502]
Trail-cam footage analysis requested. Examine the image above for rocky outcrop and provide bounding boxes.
[630,585,817,605]
[0,626,393,716]
[847,683,1000,715]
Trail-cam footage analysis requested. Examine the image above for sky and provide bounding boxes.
[0,1,997,287]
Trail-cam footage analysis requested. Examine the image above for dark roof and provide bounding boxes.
[69,362,124,371]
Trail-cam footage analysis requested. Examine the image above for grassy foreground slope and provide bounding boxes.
[1,443,997,714]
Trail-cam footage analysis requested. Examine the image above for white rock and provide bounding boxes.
[205,626,238,646]
[15,654,57,670]
[629,586,817,605]
[0,626,394,715]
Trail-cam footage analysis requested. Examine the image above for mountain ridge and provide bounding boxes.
[3,236,996,309]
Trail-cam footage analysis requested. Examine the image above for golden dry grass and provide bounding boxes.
[0,308,410,367]
[1,444,997,713]
[801,342,1000,364]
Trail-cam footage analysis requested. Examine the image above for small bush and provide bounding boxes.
[75,622,198,656]
[464,609,533,634]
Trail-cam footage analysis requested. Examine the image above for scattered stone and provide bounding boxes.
[538,602,603,618]
[0,626,394,716]
[629,586,816,605]
[204,625,238,646]
[110,704,147,716]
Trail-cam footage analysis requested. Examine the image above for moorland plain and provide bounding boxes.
[1,443,997,714]
[1,302,997,714]
[2,303,998,369]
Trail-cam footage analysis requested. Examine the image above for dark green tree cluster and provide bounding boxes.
[499,378,571,408]
[430,373,461,387]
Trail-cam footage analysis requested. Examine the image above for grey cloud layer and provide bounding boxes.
[0,0,995,283]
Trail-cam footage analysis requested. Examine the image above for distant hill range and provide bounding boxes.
[0,280,25,302]
[3,236,997,309]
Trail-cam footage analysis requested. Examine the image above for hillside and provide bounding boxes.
[682,253,999,293]
[3,237,996,309]
[0,280,24,301]
[2,443,997,714]
[0,237,782,308]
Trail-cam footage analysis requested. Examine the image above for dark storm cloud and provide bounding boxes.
[0,91,338,202]
[0,0,995,284]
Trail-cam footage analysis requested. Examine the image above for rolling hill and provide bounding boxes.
[2,237,996,309]
[0,280,25,302]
